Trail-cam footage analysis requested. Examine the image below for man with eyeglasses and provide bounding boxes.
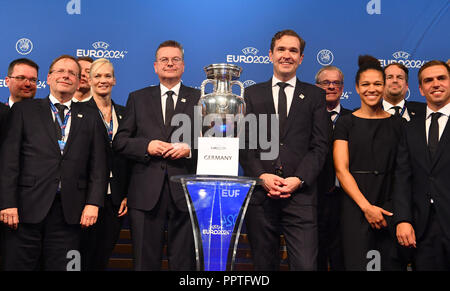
[383,63,425,121]
[0,54,107,270]
[314,65,350,271]
[1,58,39,141]
[113,40,200,270]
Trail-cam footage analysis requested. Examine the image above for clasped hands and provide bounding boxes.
[147,140,190,159]
[259,173,302,199]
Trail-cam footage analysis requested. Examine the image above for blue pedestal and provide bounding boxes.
[171,175,257,271]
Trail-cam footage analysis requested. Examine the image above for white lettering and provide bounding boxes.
[66,0,81,15]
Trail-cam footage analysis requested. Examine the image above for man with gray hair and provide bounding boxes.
[315,65,350,271]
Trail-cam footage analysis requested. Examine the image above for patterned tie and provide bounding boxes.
[165,90,175,128]
[277,82,289,135]
[54,103,67,140]
[428,112,442,158]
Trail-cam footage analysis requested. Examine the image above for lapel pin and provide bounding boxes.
[77,114,83,118]
[119,115,122,119]
[181,98,186,103]
[299,94,305,99]
[411,112,415,116]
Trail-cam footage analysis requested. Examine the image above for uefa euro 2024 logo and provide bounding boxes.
[16,38,33,55]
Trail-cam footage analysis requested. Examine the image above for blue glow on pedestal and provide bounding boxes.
[186,181,252,271]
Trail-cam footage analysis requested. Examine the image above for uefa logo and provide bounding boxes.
[16,38,33,55]
[243,80,256,88]
[317,49,334,66]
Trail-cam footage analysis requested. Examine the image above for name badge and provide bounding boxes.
[58,140,66,152]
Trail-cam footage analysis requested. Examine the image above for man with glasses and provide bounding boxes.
[0,55,107,270]
[1,58,39,140]
[383,63,425,121]
[314,65,350,271]
[113,40,200,270]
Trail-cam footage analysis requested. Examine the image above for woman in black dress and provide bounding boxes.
[333,55,403,270]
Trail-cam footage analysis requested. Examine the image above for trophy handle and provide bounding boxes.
[230,80,244,98]
[201,79,216,96]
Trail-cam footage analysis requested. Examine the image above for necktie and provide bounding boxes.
[329,111,337,130]
[428,112,442,158]
[165,90,175,128]
[392,106,402,117]
[277,82,289,135]
[54,103,67,140]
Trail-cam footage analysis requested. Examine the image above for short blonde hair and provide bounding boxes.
[89,58,115,78]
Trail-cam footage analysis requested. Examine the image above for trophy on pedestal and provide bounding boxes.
[172,63,258,271]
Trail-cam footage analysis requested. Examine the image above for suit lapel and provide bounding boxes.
[430,117,450,169]
[166,84,190,138]
[149,86,165,137]
[39,97,60,153]
[411,113,431,170]
[62,102,82,156]
[283,79,304,138]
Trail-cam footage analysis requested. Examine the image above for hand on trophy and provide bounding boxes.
[147,140,173,156]
[163,142,191,160]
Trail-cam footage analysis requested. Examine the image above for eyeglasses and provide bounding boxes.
[50,68,79,78]
[8,75,39,84]
[158,57,183,65]
[317,80,343,87]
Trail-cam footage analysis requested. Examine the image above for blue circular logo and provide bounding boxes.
[16,38,33,55]
[317,49,334,66]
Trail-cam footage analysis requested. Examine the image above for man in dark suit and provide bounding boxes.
[383,62,425,121]
[314,65,350,271]
[113,40,200,271]
[0,55,107,271]
[241,30,329,270]
[393,60,450,270]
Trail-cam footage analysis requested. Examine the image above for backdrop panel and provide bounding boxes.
[0,0,448,109]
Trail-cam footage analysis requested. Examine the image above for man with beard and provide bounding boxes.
[383,63,425,121]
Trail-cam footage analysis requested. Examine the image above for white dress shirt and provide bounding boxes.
[49,94,72,145]
[160,82,180,123]
[271,76,297,116]
[425,102,450,144]
[382,99,410,121]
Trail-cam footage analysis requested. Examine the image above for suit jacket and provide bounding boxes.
[86,98,130,206]
[0,102,9,143]
[404,100,426,120]
[112,84,200,211]
[317,106,352,194]
[393,108,450,241]
[241,78,329,205]
[0,97,108,224]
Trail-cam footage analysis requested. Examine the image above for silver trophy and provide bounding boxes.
[199,63,245,137]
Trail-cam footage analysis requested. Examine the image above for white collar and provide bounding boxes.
[160,82,181,97]
[272,75,297,88]
[426,102,450,119]
[49,94,72,108]
[383,98,405,110]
